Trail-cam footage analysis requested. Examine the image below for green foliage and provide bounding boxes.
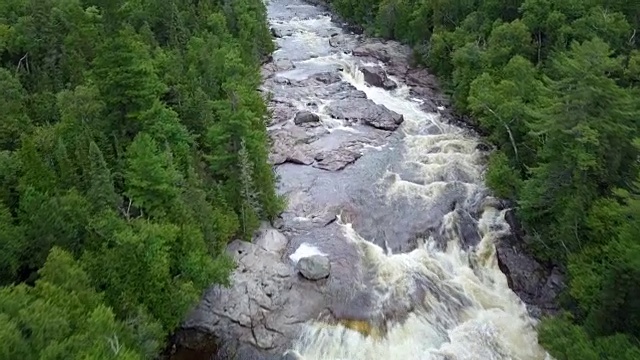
[0,247,150,359]
[0,0,279,357]
[484,150,521,199]
[325,0,640,357]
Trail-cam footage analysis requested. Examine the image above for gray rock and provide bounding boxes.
[314,71,342,84]
[329,34,346,47]
[296,255,331,280]
[353,44,391,62]
[254,223,288,253]
[275,59,295,71]
[361,66,396,90]
[175,222,385,359]
[496,209,565,318]
[179,240,330,357]
[271,27,282,38]
[382,78,397,90]
[269,127,316,166]
[320,82,367,100]
[268,102,297,125]
[273,76,291,85]
[313,142,363,171]
[263,59,295,77]
[326,99,404,131]
[294,111,320,125]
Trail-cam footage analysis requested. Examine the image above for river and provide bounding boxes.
[175,0,552,359]
[266,1,550,359]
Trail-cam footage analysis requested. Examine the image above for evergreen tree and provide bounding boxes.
[124,133,182,219]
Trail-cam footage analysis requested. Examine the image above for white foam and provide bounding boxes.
[289,243,328,264]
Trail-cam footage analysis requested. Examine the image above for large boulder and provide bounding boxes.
[294,111,320,126]
[296,255,331,280]
[361,66,397,90]
[326,99,404,131]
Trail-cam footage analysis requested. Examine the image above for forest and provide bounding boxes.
[325,0,640,358]
[0,0,282,358]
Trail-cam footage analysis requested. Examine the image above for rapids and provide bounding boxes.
[264,1,552,360]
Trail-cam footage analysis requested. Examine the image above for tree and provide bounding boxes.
[0,247,146,359]
[124,133,182,219]
[87,141,120,212]
[0,69,32,151]
[520,38,639,259]
[91,25,165,147]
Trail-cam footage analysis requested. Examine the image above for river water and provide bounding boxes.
[260,1,551,359]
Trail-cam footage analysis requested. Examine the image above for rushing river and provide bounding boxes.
[261,1,551,360]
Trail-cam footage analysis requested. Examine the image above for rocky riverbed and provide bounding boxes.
[168,1,564,359]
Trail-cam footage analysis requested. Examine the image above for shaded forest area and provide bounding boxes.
[0,0,282,358]
[325,0,640,358]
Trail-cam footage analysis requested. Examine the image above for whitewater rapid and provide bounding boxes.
[265,1,551,359]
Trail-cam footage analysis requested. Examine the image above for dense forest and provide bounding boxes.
[0,0,281,358]
[325,0,640,358]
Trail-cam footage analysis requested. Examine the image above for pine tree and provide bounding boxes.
[87,141,120,212]
[238,138,261,238]
[91,25,166,147]
[0,69,32,151]
[124,133,182,219]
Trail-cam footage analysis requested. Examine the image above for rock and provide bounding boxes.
[286,150,315,165]
[353,45,390,62]
[313,142,363,171]
[174,222,385,358]
[405,68,438,88]
[320,82,367,100]
[314,71,342,84]
[254,223,288,253]
[261,59,296,78]
[360,66,396,90]
[382,79,397,90]
[329,34,347,48]
[179,240,331,358]
[353,41,409,63]
[294,111,320,125]
[326,99,404,131]
[275,59,295,71]
[271,27,282,38]
[296,255,331,280]
[269,127,317,165]
[475,143,491,152]
[268,101,297,125]
[343,23,364,35]
[495,209,565,317]
[273,76,291,85]
[360,67,384,86]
